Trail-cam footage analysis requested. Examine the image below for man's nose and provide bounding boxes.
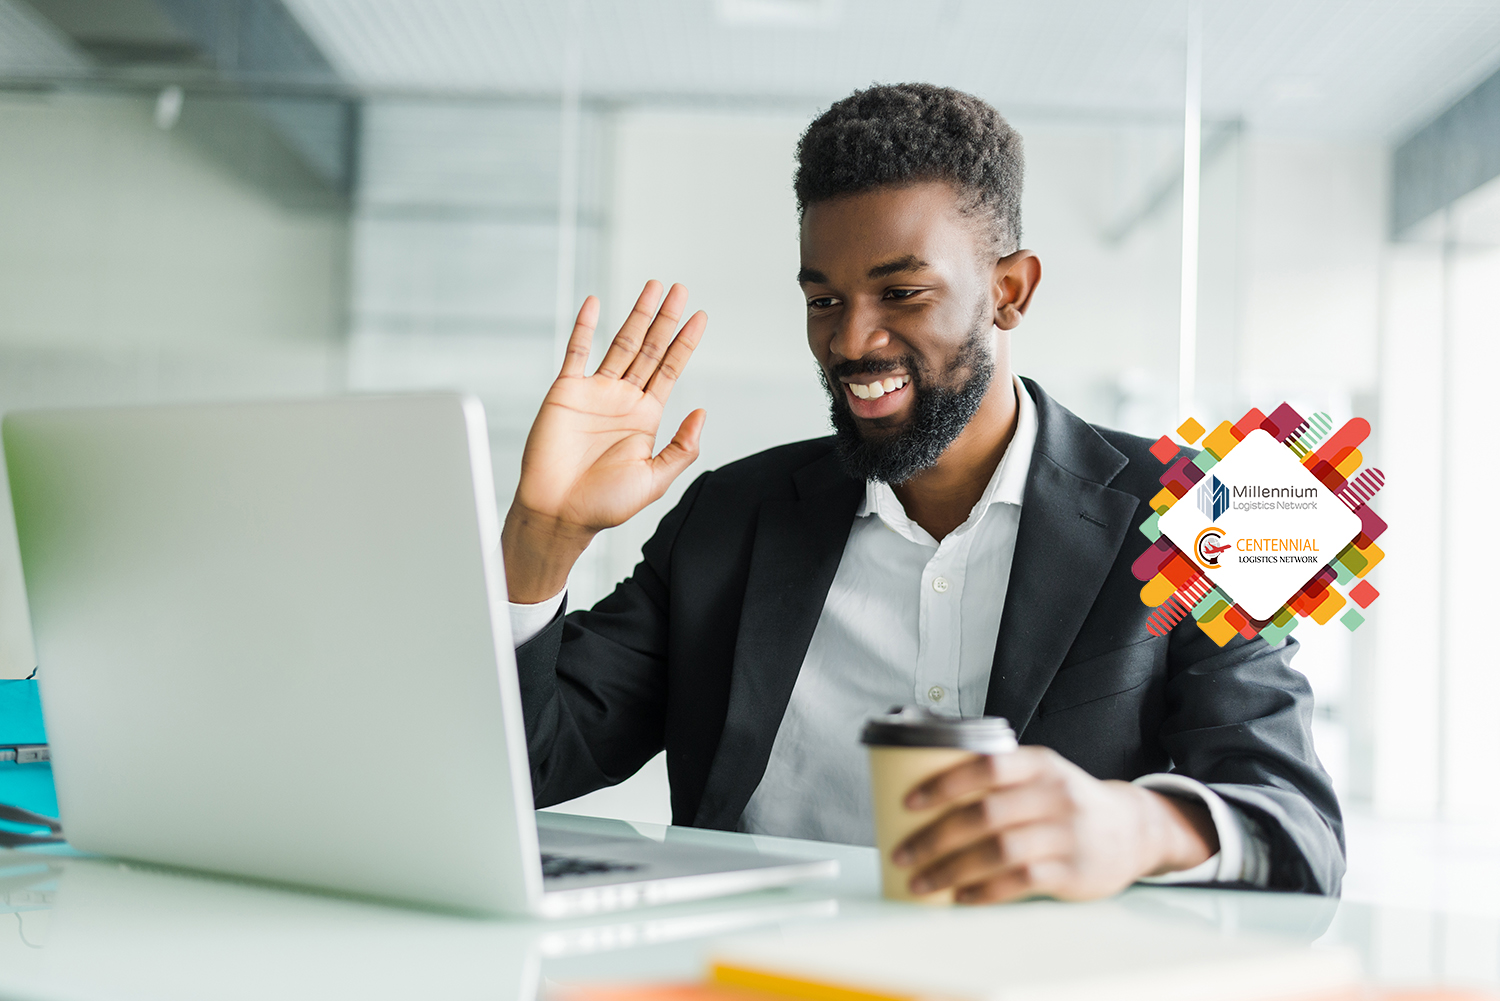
[828,299,890,361]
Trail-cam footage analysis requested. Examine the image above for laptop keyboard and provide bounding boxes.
[540,852,642,879]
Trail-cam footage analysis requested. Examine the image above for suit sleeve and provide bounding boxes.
[514,473,710,807]
[1159,626,1346,895]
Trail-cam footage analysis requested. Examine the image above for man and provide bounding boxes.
[501,84,1343,902]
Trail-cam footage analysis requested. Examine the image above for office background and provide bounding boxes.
[1,0,1498,924]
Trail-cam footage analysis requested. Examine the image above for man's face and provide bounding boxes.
[799,181,1001,484]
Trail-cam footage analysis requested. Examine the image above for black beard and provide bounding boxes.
[820,321,995,485]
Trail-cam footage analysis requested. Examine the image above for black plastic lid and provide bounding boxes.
[860,707,1017,750]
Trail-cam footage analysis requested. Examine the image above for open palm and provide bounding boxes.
[514,281,708,537]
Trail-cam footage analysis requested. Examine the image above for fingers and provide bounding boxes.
[589,282,704,400]
[955,858,1073,904]
[905,746,1051,810]
[596,281,668,380]
[560,296,601,378]
[645,310,707,405]
[595,281,663,379]
[908,822,1072,898]
[894,779,1067,868]
[621,284,690,389]
[648,409,707,497]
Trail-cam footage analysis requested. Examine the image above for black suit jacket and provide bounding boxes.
[515,378,1345,894]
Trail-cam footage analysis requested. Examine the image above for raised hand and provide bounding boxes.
[502,281,708,603]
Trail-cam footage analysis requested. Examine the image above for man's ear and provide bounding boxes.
[992,250,1042,331]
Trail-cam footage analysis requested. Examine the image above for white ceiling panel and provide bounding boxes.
[282,0,1500,139]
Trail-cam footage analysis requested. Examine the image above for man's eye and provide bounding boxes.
[885,288,920,300]
[808,297,839,309]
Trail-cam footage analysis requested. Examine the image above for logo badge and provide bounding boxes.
[1157,430,1363,619]
[1139,406,1386,647]
[1197,474,1229,521]
[1194,526,1229,568]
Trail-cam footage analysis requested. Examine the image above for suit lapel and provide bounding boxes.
[983,380,1140,736]
[693,451,862,829]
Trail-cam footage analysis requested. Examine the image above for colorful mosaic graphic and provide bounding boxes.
[1134,404,1385,647]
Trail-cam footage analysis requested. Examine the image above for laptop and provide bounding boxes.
[2,394,837,917]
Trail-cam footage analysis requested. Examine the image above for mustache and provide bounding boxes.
[827,357,916,381]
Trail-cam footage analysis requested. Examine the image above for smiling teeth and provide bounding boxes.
[850,375,908,399]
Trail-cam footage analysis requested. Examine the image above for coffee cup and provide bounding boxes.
[861,707,1017,904]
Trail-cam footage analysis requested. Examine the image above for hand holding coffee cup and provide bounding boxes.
[861,708,1017,904]
[865,711,1223,905]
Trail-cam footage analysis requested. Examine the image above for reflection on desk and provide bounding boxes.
[0,812,1494,1000]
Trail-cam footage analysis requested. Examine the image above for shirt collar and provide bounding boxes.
[856,376,1039,542]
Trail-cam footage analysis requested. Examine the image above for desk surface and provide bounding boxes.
[0,811,1494,1000]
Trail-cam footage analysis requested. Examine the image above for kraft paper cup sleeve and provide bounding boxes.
[862,709,1016,903]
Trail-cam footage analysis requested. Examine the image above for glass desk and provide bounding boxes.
[0,811,1493,999]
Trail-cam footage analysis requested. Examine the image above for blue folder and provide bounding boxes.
[0,680,57,822]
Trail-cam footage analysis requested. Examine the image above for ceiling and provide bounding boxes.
[279,0,1500,140]
[0,0,87,74]
[5,0,1500,142]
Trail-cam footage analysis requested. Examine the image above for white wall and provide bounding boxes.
[574,109,830,612]
[1437,236,1500,823]
[0,91,351,680]
[1007,121,1183,433]
[1374,243,1444,818]
[1238,139,1384,398]
[342,99,610,526]
[0,92,347,350]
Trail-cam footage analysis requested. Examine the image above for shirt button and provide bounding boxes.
[932,577,950,593]
[927,685,945,702]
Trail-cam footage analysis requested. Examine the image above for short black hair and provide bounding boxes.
[794,83,1024,256]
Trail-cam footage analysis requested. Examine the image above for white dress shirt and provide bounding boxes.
[510,378,1268,885]
[736,378,1038,843]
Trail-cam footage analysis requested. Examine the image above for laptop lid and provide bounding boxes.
[3,394,544,914]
